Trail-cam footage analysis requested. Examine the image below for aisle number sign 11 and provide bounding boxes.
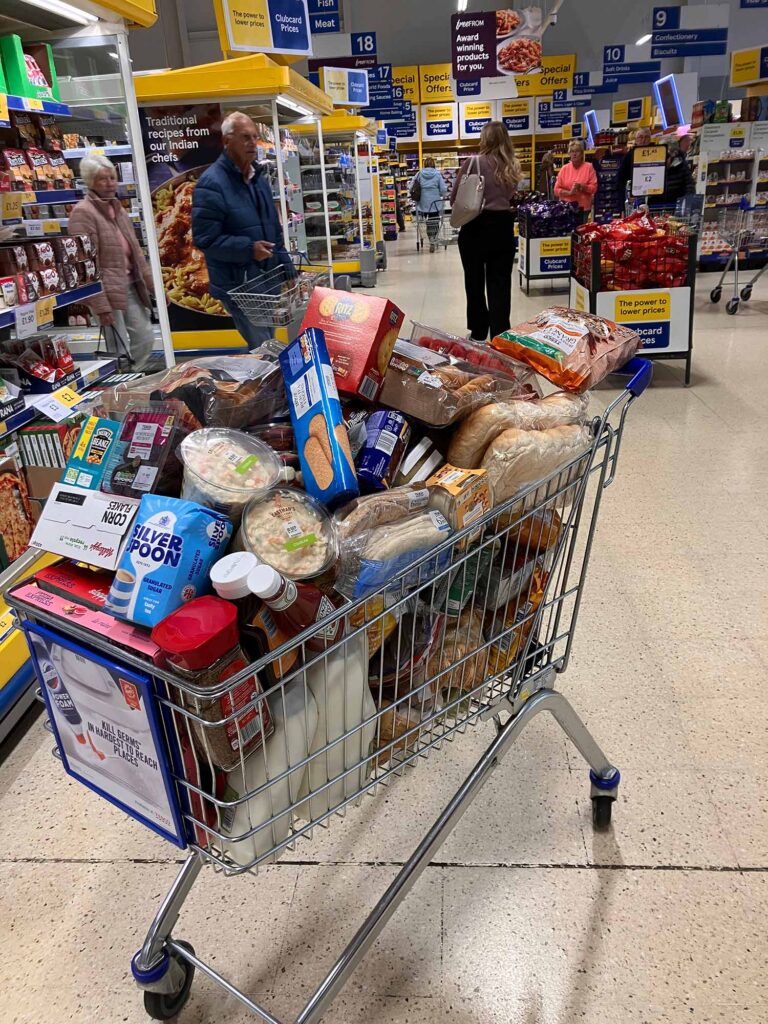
[215,0,313,57]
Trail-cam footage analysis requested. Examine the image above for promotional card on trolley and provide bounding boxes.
[25,622,186,847]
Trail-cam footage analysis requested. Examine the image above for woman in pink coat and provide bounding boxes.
[554,140,598,213]
[68,155,154,369]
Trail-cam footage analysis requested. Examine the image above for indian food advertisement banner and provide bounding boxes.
[451,6,545,80]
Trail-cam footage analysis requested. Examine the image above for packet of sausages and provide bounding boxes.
[279,327,359,509]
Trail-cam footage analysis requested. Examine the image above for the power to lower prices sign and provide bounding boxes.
[460,100,494,139]
[216,0,312,56]
[422,102,458,140]
[500,98,531,133]
[320,66,370,106]
[520,236,572,278]
[602,288,691,353]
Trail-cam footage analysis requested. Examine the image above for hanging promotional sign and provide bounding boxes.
[392,65,420,103]
[27,623,186,847]
[730,45,768,86]
[499,97,531,132]
[514,55,576,97]
[536,99,571,133]
[320,66,370,106]
[308,54,375,71]
[457,79,482,96]
[602,46,661,85]
[460,100,495,139]
[420,63,455,102]
[216,0,313,56]
[421,102,458,141]
[611,96,649,124]
[651,5,729,59]
[631,145,667,197]
[452,7,545,81]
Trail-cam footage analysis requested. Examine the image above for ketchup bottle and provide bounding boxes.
[246,564,345,652]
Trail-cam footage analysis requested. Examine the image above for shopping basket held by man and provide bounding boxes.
[192,111,295,348]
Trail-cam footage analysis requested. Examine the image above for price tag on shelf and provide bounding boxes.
[25,221,44,237]
[23,97,44,111]
[42,220,60,234]
[89,147,105,156]
[14,303,37,339]
[36,295,56,328]
[32,385,84,423]
[1,192,23,221]
[0,93,8,123]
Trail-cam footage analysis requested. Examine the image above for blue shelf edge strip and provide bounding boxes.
[0,281,102,331]
[0,661,36,722]
[0,94,72,126]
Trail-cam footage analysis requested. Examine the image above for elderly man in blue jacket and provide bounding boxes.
[192,111,295,348]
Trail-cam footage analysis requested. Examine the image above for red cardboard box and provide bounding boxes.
[34,561,112,610]
[299,288,404,403]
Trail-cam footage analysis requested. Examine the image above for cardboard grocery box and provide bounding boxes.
[0,34,56,102]
[300,288,404,403]
[34,561,112,610]
[24,465,62,502]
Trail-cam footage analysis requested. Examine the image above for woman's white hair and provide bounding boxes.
[222,111,253,137]
[568,139,586,153]
[80,154,117,187]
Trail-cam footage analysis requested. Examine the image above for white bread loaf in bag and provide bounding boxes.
[482,424,592,505]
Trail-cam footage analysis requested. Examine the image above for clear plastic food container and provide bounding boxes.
[179,428,281,522]
[237,487,338,580]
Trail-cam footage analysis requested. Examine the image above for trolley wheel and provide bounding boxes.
[591,795,613,831]
[143,942,195,1021]
[740,286,753,302]
[709,287,722,303]
[726,298,739,316]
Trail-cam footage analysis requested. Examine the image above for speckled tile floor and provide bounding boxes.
[1,236,766,1024]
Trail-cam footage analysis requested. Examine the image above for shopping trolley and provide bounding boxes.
[708,202,768,314]
[227,253,332,333]
[4,356,652,1023]
[415,200,448,252]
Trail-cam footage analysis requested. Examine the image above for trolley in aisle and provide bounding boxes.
[227,252,333,335]
[708,204,768,315]
[5,354,652,1024]
[415,200,449,252]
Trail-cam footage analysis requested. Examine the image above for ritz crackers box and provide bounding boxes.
[299,288,404,403]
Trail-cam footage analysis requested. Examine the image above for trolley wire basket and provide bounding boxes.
[5,358,652,1023]
[415,200,449,252]
[227,253,332,328]
[708,203,768,313]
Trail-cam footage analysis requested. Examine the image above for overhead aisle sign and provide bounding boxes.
[308,0,340,34]
[552,89,590,110]
[460,100,495,139]
[602,45,661,85]
[651,6,729,59]
[536,99,571,133]
[392,66,419,103]
[572,71,618,97]
[499,98,531,133]
[422,102,458,141]
[216,0,313,56]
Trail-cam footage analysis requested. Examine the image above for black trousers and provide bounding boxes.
[458,210,516,340]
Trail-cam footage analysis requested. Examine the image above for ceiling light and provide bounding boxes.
[108,52,119,60]
[280,96,313,117]
[458,0,469,12]
[20,0,99,25]
[636,34,652,45]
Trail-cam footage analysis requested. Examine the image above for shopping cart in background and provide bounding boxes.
[4,356,652,1023]
[709,203,768,314]
[415,199,448,252]
[227,253,332,335]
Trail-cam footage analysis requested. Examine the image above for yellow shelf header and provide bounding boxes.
[95,0,157,27]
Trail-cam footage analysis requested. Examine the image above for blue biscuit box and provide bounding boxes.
[279,328,359,509]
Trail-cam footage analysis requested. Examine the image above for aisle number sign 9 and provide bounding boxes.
[420,64,455,102]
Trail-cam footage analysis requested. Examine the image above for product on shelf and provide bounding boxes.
[517,198,580,238]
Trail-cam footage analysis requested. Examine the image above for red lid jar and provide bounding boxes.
[151,595,241,671]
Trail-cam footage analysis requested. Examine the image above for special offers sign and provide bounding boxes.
[217,0,313,56]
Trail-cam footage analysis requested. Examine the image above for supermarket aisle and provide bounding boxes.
[1,238,767,1024]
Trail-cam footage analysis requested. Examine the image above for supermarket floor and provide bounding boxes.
[2,236,767,1024]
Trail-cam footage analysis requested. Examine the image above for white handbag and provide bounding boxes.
[450,155,485,227]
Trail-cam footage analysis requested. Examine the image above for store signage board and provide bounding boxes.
[420,63,455,103]
[376,129,387,145]
[612,97,647,125]
[572,71,618,96]
[536,99,571,133]
[607,287,690,354]
[740,0,768,5]
[457,79,482,96]
[26,622,186,847]
[308,54,376,71]
[451,7,546,81]
[552,89,590,109]
[499,98,531,133]
[310,12,340,33]
[320,66,370,106]
[216,0,313,56]
[460,100,496,139]
[730,45,768,86]
[602,47,661,84]
[391,66,419,102]
[631,145,667,197]
[421,102,458,141]
[651,5,729,59]
[308,0,337,11]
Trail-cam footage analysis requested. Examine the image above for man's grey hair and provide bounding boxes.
[221,111,254,137]
[80,154,117,187]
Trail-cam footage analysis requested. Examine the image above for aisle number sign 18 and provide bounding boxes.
[351,32,376,55]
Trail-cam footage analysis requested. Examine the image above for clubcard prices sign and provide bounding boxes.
[606,288,690,353]
[217,0,312,56]
[422,102,458,140]
[519,236,571,277]
[460,100,495,139]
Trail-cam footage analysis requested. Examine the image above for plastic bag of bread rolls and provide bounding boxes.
[447,391,590,469]
[481,424,592,505]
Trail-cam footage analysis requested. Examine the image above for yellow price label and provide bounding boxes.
[25,98,44,111]
[89,147,105,156]
[42,220,60,234]
[0,93,8,123]
[49,384,82,409]
[36,295,56,328]
[1,192,23,220]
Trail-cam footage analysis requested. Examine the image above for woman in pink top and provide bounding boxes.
[68,155,155,370]
[554,140,598,212]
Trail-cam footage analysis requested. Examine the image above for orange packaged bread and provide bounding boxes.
[491,307,642,393]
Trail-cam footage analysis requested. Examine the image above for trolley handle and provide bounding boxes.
[613,356,653,398]
[600,357,653,488]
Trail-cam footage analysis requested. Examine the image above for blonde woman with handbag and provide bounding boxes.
[450,121,522,341]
